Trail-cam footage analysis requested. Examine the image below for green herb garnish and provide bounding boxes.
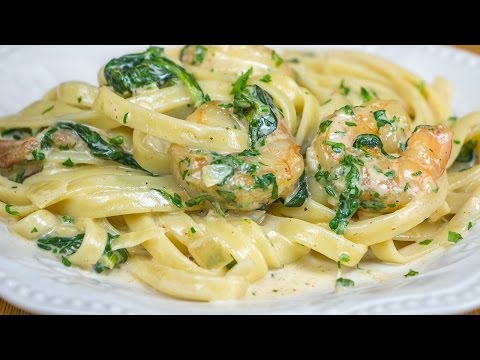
[336,278,354,287]
[448,231,463,244]
[5,204,19,216]
[41,105,55,115]
[260,74,272,83]
[418,239,432,245]
[339,80,350,96]
[404,269,419,277]
[95,233,128,273]
[360,87,372,102]
[185,194,225,217]
[152,188,184,209]
[62,158,75,167]
[319,120,332,134]
[104,46,206,106]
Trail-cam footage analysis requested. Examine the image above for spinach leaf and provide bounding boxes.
[40,127,58,150]
[1,128,32,140]
[231,68,253,95]
[373,110,391,129]
[179,45,208,65]
[95,233,128,273]
[253,173,278,199]
[56,122,147,172]
[104,46,206,107]
[233,84,279,149]
[353,134,397,159]
[152,188,184,208]
[315,167,337,198]
[185,194,225,217]
[359,198,385,211]
[456,140,478,163]
[284,171,308,207]
[37,234,84,257]
[329,155,361,235]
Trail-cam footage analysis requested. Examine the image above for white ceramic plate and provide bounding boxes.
[1,45,480,315]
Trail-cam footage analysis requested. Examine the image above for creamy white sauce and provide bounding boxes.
[244,252,388,300]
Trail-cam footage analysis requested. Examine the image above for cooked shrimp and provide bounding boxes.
[170,100,304,211]
[309,100,452,215]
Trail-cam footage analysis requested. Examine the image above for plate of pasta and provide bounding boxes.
[1,45,480,315]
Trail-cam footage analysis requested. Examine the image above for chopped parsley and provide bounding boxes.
[5,204,19,216]
[31,227,38,234]
[339,79,350,96]
[253,173,278,199]
[321,99,332,106]
[123,112,129,124]
[384,170,396,179]
[323,140,345,154]
[468,222,474,230]
[345,121,357,127]
[404,269,419,277]
[77,96,82,104]
[412,171,422,177]
[231,68,253,95]
[447,231,463,244]
[341,105,355,116]
[359,199,385,211]
[216,190,237,203]
[185,194,225,217]
[418,239,432,245]
[62,256,72,267]
[62,215,74,223]
[41,105,55,115]
[15,170,26,184]
[373,110,392,130]
[32,149,45,161]
[360,87,373,102]
[339,253,350,263]
[315,167,336,198]
[272,51,284,67]
[454,139,461,145]
[336,278,354,287]
[62,158,75,167]
[226,258,238,270]
[108,136,124,147]
[260,74,272,83]
[319,120,332,134]
[190,227,197,234]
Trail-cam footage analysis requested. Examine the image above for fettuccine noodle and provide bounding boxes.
[1,45,478,301]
